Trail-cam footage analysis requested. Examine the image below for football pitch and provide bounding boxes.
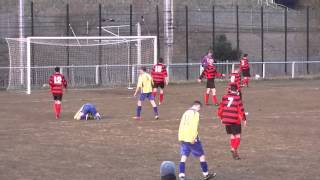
[0,79,319,180]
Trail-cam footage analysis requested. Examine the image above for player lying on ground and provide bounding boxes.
[178,101,216,180]
[49,67,67,119]
[74,103,101,120]
[133,67,159,120]
[240,54,251,87]
[151,57,168,105]
[228,68,242,99]
[198,58,225,106]
[218,85,247,160]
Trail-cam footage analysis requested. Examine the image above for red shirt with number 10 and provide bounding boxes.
[49,72,67,94]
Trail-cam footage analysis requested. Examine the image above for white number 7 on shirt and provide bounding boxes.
[227,97,234,107]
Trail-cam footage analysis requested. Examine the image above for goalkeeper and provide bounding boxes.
[74,103,101,120]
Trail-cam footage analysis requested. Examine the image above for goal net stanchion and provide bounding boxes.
[6,36,157,94]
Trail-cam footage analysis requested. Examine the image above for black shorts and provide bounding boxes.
[225,124,242,135]
[153,82,165,89]
[52,94,63,101]
[242,69,251,77]
[206,78,215,88]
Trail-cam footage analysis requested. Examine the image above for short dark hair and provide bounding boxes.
[230,84,238,92]
[140,66,147,72]
[158,57,164,63]
[55,67,60,72]
[193,100,202,107]
[243,54,248,57]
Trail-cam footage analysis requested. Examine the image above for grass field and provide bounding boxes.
[0,79,319,180]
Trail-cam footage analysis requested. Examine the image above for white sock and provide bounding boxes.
[203,172,209,176]
[179,173,185,178]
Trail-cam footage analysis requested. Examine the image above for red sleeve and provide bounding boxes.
[215,70,222,77]
[162,65,167,77]
[49,75,54,87]
[238,102,246,121]
[62,75,67,88]
[199,68,207,79]
[217,96,225,118]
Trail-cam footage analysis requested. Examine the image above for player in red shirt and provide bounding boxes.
[239,54,250,87]
[151,58,168,105]
[218,84,247,160]
[198,58,224,106]
[49,67,67,119]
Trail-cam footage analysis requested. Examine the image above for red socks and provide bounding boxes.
[159,93,164,104]
[212,95,217,104]
[230,138,241,150]
[230,139,236,150]
[54,101,61,118]
[235,138,241,149]
[204,93,209,104]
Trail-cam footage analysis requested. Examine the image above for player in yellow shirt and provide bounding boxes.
[133,67,159,120]
[178,101,216,180]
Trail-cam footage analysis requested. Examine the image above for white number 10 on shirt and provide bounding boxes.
[54,76,62,84]
[155,65,162,73]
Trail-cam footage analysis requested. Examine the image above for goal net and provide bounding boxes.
[6,36,157,94]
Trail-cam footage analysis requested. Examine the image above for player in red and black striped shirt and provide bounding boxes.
[239,54,250,87]
[218,84,247,160]
[151,58,168,105]
[198,58,224,106]
[49,67,67,119]
[227,68,242,99]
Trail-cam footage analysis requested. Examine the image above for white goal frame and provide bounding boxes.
[23,36,157,94]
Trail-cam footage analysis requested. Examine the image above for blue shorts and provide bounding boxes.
[139,93,154,101]
[180,139,205,157]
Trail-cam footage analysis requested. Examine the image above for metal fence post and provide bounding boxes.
[284,8,287,75]
[131,65,135,84]
[30,1,35,83]
[98,4,102,85]
[185,5,189,80]
[212,5,215,51]
[262,63,266,79]
[156,5,160,59]
[129,4,133,85]
[66,3,70,79]
[292,62,295,79]
[261,6,264,75]
[236,5,240,59]
[95,65,99,85]
[306,6,310,74]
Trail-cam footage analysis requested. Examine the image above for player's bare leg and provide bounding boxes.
[152,88,157,100]
[211,88,218,106]
[159,88,164,105]
[150,100,159,120]
[243,77,249,87]
[204,88,210,105]
[133,100,142,120]
[54,100,61,119]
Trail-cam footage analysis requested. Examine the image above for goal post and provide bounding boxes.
[6,36,157,94]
